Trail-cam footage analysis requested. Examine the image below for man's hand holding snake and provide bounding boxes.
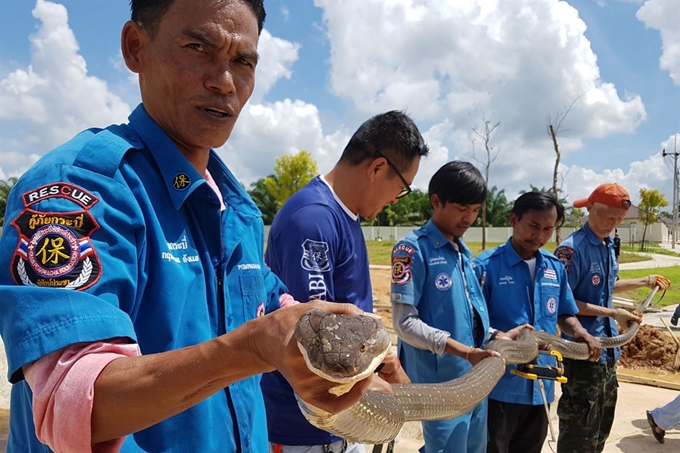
[248,301,372,415]
[572,327,602,362]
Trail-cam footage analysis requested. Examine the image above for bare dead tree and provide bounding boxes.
[546,94,583,244]
[469,119,501,250]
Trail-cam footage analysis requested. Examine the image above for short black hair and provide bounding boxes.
[338,111,429,174]
[130,0,266,37]
[511,191,565,228]
[428,161,486,206]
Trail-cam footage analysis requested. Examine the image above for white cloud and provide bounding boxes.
[637,0,680,85]
[220,99,347,187]
[313,0,648,198]
[563,133,679,206]
[1,0,671,213]
[250,29,300,104]
[0,0,130,177]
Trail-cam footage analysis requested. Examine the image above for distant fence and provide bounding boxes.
[264,222,668,244]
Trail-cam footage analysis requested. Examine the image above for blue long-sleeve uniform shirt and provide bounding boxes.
[390,220,490,385]
[0,104,286,452]
[555,222,620,364]
[473,239,578,405]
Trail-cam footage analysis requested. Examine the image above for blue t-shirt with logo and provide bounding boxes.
[261,175,372,445]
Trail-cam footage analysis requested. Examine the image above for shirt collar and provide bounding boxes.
[583,222,612,246]
[423,219,472,258]
[503,237,545,268]
[127,104,259,216]
[319,175,358,221]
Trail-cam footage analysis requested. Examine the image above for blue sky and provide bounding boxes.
[0,0,678,207]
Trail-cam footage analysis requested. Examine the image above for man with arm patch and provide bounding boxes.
[0,2,374,452]
[262,111,429,453]
[554,183,672,453]
[390,162,528,453]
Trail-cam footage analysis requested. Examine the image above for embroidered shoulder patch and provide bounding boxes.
[10,207,102,290]
[555,246,575,273]
[392,255,413,285]
[300,239,330,272]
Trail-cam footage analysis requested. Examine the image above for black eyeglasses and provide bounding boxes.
[375,151,412,199]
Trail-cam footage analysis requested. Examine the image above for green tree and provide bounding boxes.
[371,189,431,227]
[248,177,278,225]
[638,188,668,251]
[485,186,511,227]
[0,177,18,227]
[564,207,584,228]
[263,151,318,208]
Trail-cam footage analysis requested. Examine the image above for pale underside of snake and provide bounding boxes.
[294,309,640,444]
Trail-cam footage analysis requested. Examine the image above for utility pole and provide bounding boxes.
[663,137,679,249]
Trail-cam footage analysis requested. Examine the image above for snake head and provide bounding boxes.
[295,309,391,383]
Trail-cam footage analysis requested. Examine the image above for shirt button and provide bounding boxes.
[211,256,220,266]
[227,315,233,327]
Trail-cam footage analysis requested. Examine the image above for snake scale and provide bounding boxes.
[294,309,640,444]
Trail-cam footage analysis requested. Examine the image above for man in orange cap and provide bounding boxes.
[554,183,671,453]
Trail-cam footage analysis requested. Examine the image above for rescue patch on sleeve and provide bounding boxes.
[555,246,575,273]
[391,255,413,285]
[22,183,99,209]
[10,207,102,290]
[392,243,415,257]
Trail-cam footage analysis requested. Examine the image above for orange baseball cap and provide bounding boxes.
[573,183,631,209]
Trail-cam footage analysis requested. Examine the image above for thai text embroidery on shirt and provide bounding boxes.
[499,275,514,285]
[167,235,188,250]
[428,256,447,265]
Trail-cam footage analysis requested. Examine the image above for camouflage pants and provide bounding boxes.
[557,359,618,453]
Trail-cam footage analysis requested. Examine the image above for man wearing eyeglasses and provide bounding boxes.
[261,110,429,453]
[554,183,671,453]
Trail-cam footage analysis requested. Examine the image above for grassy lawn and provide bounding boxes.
[366,240,679,307]
[617,268,680,308]
[620,243,680,257]
[367,240,648,265]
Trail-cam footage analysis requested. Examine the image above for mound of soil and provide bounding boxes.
[619,324,679,372]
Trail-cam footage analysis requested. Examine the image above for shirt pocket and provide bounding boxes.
[539,288,560,320]
[239,272,265,320]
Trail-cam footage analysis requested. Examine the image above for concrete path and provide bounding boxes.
[387,382,680,453]
[619,251,680,270]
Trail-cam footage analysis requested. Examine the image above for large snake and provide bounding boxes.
[294,309,640,444]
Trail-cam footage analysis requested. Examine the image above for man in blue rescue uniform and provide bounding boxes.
[473,191,600,453]
[554,183,671,453]
[262,111,427,453]
[0,1,371,452]
[390,161,527,453]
